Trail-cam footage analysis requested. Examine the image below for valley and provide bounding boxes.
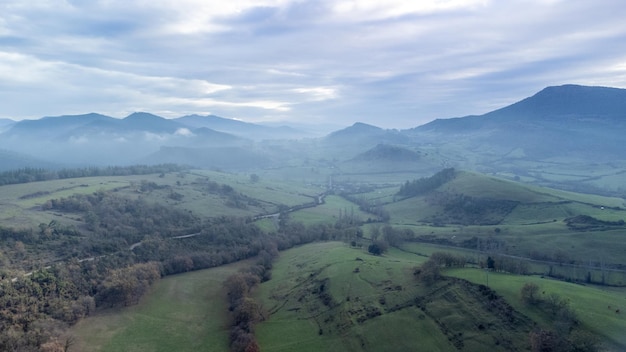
[0,85,625,351]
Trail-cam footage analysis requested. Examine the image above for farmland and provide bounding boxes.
[0,166,624,351]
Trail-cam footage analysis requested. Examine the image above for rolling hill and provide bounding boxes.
[409,84,626,159]
[0,84,624,195]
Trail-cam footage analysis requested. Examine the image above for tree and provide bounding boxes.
[569,330,600,352]
[546,293,568,316]
[368,240,388,255]
[225,274,249,310]
[415,259,440,286]
[486,256,495,270]
[529,329,561,352]
[521,282,540,305]
[249,174,260,183]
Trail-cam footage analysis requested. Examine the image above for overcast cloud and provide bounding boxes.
[1,0,625,128]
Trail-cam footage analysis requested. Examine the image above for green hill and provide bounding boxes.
[388,170,625,226]
[255,242,571,352]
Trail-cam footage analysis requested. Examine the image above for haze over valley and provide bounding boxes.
[2,84,624,196]
[2,1,626,351]
[1,84,625,351]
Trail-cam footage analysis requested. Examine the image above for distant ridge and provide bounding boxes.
[497,84,626,118]
[417,84,626,132]
[408,84,626,159]
[120,112,183,133]
[326,122,383,139]
[175,114,305,140]
[351,144,421,162]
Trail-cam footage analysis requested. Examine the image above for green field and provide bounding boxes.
[254,242,438,352]
[288,195,372,225]
[255,242,544,352]
[71,259,253,352]
[4,167,626,351]
[0,169,323,229]
[445,268,626,350]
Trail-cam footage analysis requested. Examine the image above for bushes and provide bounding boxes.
[95,262,161,308]
[520,282,540,305]
[414,252,467,285]
[368,240,389,255]
[224,247,278,352]
[521,284,599,351]
[397,168,456,198]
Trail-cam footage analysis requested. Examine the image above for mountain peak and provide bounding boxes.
[327,122,382,137]
[124,112,165,121]
[498,84,626,118]
[350,122,383,131]
[121,112,182,133]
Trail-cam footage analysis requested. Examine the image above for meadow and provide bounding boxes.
[255,242,542,352]
[445,268,626,350]
[71,259,254,352]
[2,166,625,351]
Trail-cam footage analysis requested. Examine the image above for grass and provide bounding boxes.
[255,242,541,352]
[0,169,326,228]
[5,167,625,350]
[445,268,626,350]
[288,195,372,225]
[71,259,253,352]
[383,170,626,269]
[255,242,436,351]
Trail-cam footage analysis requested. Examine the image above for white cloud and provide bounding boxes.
[174,128,194,136]
[330,0,489,20]
[293,87,339,101]
[1,0,626,128]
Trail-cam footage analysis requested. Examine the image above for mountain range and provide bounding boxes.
[0,84,624,195]
[409,84,625,159]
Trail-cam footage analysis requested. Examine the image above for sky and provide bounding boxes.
[1,0,625,129]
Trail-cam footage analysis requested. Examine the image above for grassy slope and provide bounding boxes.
[0,169,322,229]
[0,176,143,227]
[255,242,446,352]
[387,171,625,226]
[385,171,626,268]
[71,259,252,352]
[255,242,538,352]
[445,268,626,350]
[288,195,372,225]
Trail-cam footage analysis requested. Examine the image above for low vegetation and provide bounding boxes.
[0,165,623,351]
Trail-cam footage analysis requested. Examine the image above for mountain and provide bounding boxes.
[351,144,422,162]
[120,112,184,133]
[175,114,307,140]
[326,122,410,146]
[4,113,113,139]
[0,85,623,196]
[410,85,626,159]
[418,84,626,131]
[0,118,15,132]
[0,149,58,172]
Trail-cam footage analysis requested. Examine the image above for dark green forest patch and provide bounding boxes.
[424,192,519,225]
[564,214,625,231]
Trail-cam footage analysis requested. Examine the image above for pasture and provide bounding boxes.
[71,259,253,352]
[0,169,324,229]
[445,268,626,350]
[255,242,538,352]
[288,195,371,225]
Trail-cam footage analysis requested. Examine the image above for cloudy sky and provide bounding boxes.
[1,0,625,128]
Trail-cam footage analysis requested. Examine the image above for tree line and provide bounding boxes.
[0,185,367,350]
[521,282,600,352]
[0,164,186,186]
[224,247,278,352]
[396,168,456,198]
